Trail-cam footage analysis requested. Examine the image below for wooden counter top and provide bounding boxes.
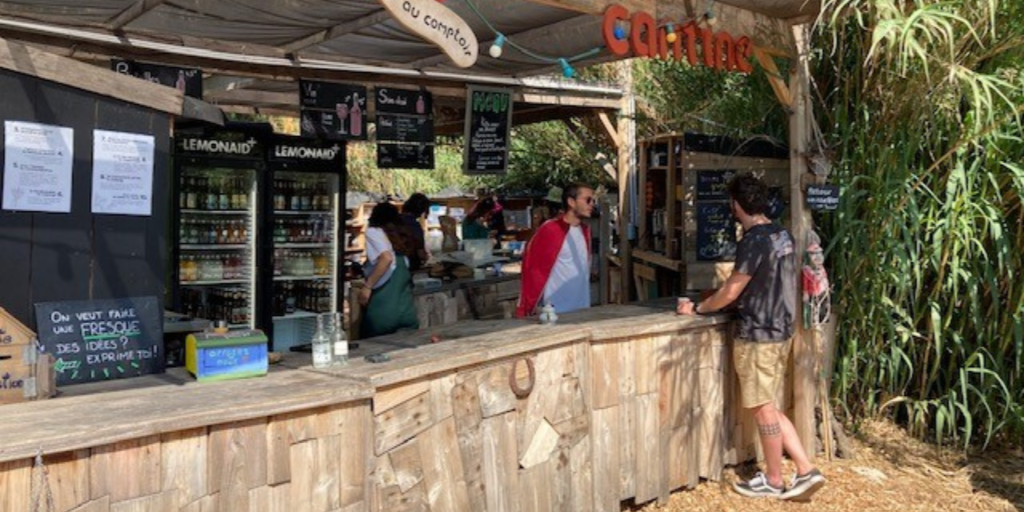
[286,303,731,388]
[0,366,372,463]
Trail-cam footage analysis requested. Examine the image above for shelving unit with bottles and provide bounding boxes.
[175,166,258,329]
[636,133,792,296]
[266,136,345,351]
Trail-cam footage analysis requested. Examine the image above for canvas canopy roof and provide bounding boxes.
[0,0,819,80]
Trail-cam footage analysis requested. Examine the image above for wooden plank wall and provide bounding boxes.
[366,325,745,512]
[0,324,765,512]
[0,402,371,512]
[0,69,171,328]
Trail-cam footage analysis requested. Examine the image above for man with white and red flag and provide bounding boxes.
[516,183,595,318]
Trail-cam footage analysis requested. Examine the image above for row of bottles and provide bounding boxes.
[180,287,251,325]
[275,250,331,277]
[180,175,250,210]
[180,218,249,245]
[312,312,348,369]
[180,254,246,282]
[273,217,331,244]
[273,179,331,211]
[272,281,333,316]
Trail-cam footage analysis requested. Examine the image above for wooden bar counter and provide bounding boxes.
[0,304,766,512]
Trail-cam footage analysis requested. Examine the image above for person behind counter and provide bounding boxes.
[678,173,825,501]
[358,202,419,337]
[401,192,431,271]
[516,183,594,317]
[462,197,495,240]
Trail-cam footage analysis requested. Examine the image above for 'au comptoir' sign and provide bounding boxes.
[377,0,479,68]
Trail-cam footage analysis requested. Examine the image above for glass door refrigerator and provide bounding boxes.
[171,129,265,331]
[265,135,345,351]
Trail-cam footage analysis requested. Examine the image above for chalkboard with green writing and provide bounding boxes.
[35,296,164,386]
[463,86,513,175]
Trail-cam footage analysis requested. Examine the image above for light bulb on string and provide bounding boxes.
[489,33,506,59]
[613,22,627,41]
[559,58,575,79]
[705,10,717,26]
[665,23,677,44]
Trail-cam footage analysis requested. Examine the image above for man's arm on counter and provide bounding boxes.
[695,271,752,314]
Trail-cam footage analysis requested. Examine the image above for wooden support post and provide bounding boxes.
[788,24,817,461]
[617,61,636,304]
[665,136,678,262]
[754,47,793,110]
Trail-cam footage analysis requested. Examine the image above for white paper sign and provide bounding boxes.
[3,121,74,213]
[91,130,155,216]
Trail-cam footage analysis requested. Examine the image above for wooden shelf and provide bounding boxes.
[274,275,331,281]
[181,244,248,250]
[275,210,332,216]
[181,209,249,215]
[277,243,332,249]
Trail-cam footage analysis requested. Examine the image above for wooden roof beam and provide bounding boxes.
[406,14,598,70]
[107,0,167,31]
[281,9,392,55]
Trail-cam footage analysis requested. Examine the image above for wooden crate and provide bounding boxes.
[0,307,54,404]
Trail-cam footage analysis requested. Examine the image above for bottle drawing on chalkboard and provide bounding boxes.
[416,94,425,115]
[175,70,186,92]
[350,95,363,137]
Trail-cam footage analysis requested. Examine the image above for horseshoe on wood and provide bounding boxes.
[508,357,536,398]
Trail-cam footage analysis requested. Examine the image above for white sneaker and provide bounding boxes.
[782,468,826,501]
[732,472,783,498]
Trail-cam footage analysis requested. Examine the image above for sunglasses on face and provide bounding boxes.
[573,196,594,205]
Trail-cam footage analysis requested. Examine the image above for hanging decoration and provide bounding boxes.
[463,0,602,80]
[602,3,753,74]
[378,0,479,68]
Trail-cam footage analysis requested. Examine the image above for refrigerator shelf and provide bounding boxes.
[274,275,331,282]
[181,244,248,250]
[275,210,332,216]
[180,279,250,286]
[272,310,321,321]
[181,209,250,215]
[277,243,333,249]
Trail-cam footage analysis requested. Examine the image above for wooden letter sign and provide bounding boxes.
[379,0,479,68]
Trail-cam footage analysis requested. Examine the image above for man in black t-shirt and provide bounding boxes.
[679,174,825,501]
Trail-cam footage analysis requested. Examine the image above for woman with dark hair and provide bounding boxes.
[461,197,495,240]
[401,193,431,271]
[359,202,419,337]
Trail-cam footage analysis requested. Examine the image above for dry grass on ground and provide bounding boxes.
[637,420,1024,512]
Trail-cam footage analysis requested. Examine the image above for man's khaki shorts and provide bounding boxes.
[733,337,792,409]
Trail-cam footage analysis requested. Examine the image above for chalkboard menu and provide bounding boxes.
[696,203,737,261]
[35,296,164,386]
[299,80,367,141]
[378,143,435,169]
[375,87,434,169]
[464,86,513,175]
[696,170,737,201]
[806,185,840,211]
[111,59,203,99]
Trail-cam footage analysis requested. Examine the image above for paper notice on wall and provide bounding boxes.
[3,121,74,213]
[91,130,155,216]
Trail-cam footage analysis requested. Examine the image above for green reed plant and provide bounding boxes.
[815,0,1024,449]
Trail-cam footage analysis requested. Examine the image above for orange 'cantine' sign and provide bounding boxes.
[602,4,753,74]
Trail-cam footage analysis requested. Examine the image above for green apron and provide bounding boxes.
[362,254,419,338]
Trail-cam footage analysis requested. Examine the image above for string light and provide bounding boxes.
[665,23,677,44]
[559,58,575,79]
[613,23,627,41]
[705,0,718,26]
[489,33,506,59]
[463,0,601,80]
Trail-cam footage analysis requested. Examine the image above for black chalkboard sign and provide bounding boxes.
[806,185,840,211]
[111,59,203,99]
[376,87,432,116]
[464,86,513,175]
[35,296,164,386]
[696,170,737,201]
[696,203,737,261]
[299,80,367,141]
[377,115,434,143]
[378,143,434,169]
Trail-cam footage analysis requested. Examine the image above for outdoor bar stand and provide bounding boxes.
[0,303,787,512]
